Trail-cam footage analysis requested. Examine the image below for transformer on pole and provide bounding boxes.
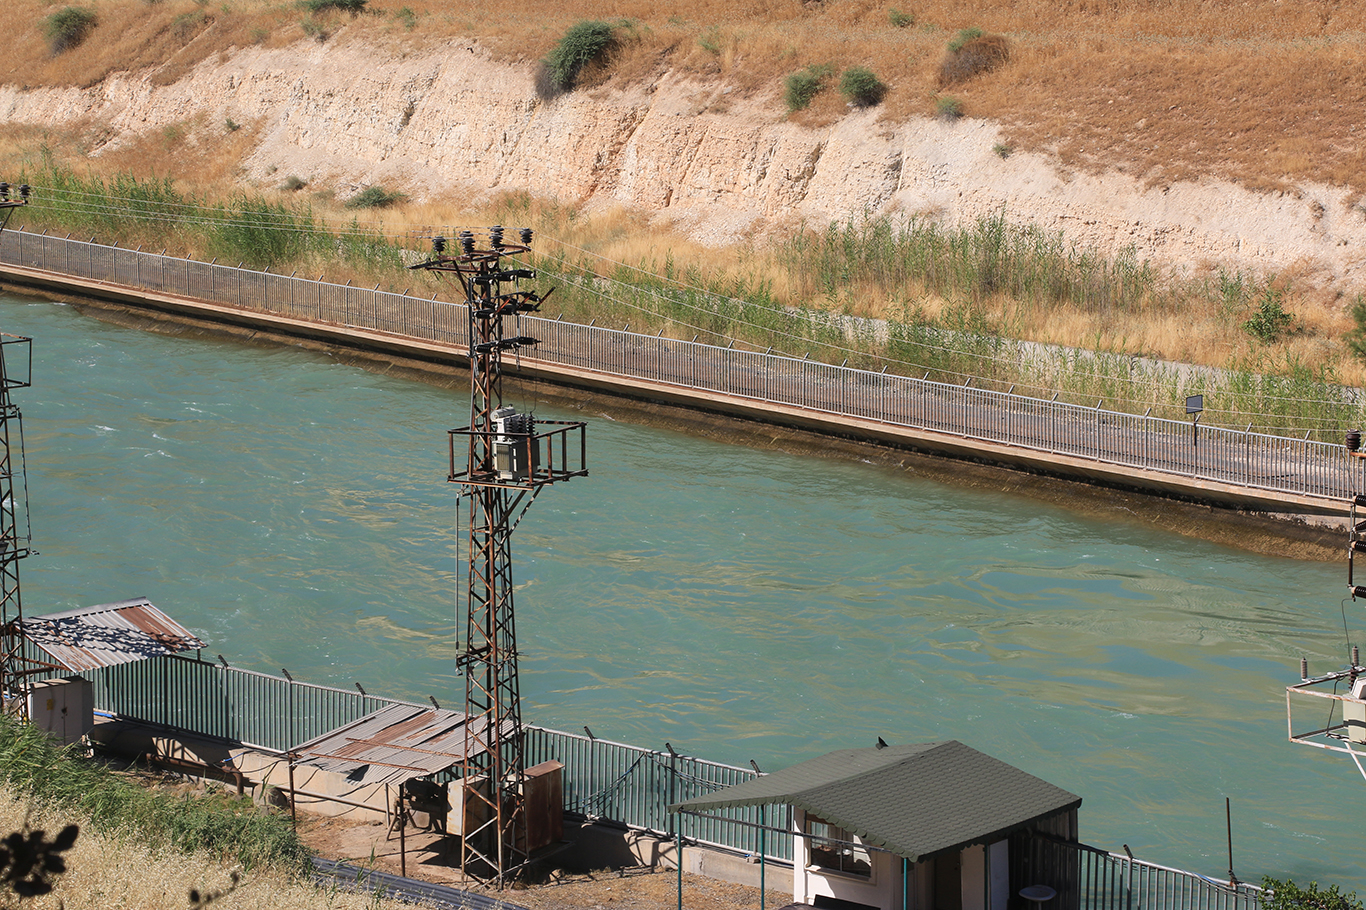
[411,227,587,885]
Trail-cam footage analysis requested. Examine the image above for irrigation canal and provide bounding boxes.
[4,291,1363,890]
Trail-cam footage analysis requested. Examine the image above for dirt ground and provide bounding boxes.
[298,814,793,910]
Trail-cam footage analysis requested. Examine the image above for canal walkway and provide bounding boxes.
[0,227,1359,519]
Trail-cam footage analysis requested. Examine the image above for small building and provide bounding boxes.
[673,740,1082,910]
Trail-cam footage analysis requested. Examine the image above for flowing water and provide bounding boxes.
[2,292,1361,888]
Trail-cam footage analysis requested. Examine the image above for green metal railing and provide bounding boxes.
[73,654,789,858]
[56,657,1267,891]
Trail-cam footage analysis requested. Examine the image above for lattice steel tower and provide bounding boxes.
[0,183,35,717]
[0,333,34,718]
[412,227,586,885]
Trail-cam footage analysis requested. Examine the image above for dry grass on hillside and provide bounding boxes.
[0,791,414,910]
[0,788,779,910]
[7,0,1366,195]
[5,0,1366,391]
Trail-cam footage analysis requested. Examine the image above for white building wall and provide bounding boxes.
[793,808,906,910]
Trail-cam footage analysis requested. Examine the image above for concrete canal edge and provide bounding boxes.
[0,263,1347,562]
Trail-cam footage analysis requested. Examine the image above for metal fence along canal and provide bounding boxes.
[1,228,1360,507]
[80,653,784,859]
[73,653,1262,907]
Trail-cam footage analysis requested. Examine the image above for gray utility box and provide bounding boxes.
[493,407,538,482]
[29,676,94,745]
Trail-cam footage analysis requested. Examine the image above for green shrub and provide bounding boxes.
[935,95,963,121]
[939,32,1010,86]
[1345,296,1366,362]
[43,7,98,55]
[1263,877,1366,910]
[170,10,207,40]
[300,0,366,12]
[993,142,1013,158]
[345,186,406,209]
[946,26,984,54]
[888,8,914,27]
[840,67,887,107]
[1243,285,1294,343]
[540,20,615,96]
[784,64,834,113]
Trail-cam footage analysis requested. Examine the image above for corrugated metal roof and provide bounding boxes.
[291,703,509,787]
[672,741,1082,862]
[21,597,207,672]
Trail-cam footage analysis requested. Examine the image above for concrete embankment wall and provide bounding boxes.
[0,261,1347,560]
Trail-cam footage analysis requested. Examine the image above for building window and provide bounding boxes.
[806,815,873,879]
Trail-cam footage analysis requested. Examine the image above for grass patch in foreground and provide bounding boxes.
[0,713,309,873]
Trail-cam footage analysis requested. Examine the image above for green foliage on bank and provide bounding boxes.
[18,161,404,272]
[784,64,833,112]
[0,714,309,872]
[541,20,615,94]
[299,0,367,11]
[1263,877,1366,910]
[776,211,1366,436]
[11,160,1363,441]
[43,7,97,55]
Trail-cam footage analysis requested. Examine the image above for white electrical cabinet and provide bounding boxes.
[28,676,94,745]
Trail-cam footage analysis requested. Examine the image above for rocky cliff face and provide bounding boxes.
[3,37,1363,288]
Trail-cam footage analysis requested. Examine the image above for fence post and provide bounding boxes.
[284,668,296,750]
[759,804,766,910]
[668,747,680,836]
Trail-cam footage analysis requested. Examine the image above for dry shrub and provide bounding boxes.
[938,33,1009,87]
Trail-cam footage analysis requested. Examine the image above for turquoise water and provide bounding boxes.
[3,293,1361,887]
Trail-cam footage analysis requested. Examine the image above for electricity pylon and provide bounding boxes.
[411,227,587,885]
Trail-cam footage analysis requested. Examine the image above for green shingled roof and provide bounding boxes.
[672,741,1080,862]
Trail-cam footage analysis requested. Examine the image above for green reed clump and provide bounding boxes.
[529,245,836,353]
[13,163,1366,442]
[15,162,357,270]
[1217,355,1364,437]
[780,210,1161,315]
[0,714,309,872]
[541,20,615,95]
[211,197,324,266]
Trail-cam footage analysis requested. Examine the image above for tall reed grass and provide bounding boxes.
[22,162,400,272]
[11,162,1366,440]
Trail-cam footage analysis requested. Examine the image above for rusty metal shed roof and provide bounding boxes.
[291,703,508,787]
[20,597,206,673]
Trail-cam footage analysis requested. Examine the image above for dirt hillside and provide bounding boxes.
[2,8,1363,291]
